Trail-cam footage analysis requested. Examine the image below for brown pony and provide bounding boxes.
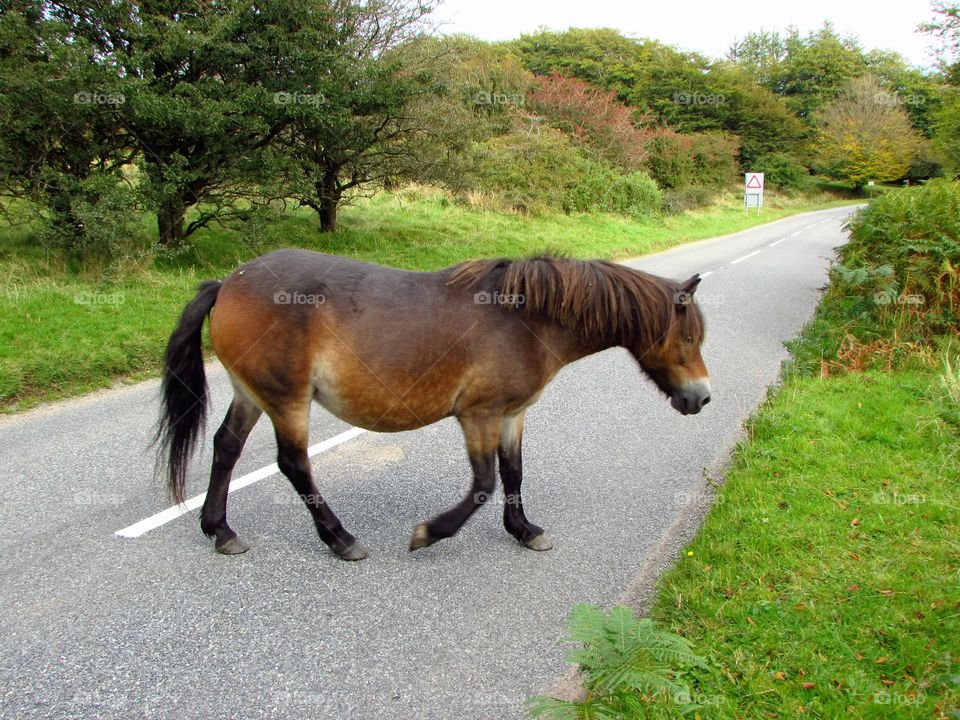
[156,251,710,561]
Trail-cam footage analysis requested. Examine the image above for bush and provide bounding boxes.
[470,129,662,217]
[646,130,740,190]
[788,179,960,374]
[843,178,960,334]
[661,186,715,215]
[565,165,662,217]
[469,128,589,213]
[751,153,811,191]
[38,172,147,272]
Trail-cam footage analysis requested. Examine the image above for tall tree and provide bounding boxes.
[922,2,960,173]
[0,0,134,245]
[274,1,465,232]
[773,23,868,121]
[813,75,923,187]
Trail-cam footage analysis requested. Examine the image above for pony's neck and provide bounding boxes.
[540,319,628,369]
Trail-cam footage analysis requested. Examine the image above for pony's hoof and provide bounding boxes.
[216,536,250,555]
[524,533,553,551]
[334,541,369,562]
[409,523,432,551]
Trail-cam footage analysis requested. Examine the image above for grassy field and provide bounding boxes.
[0,187,857,412]
[648,369,959,718]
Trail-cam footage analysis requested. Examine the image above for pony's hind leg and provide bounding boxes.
[200,393,263,554]
[498,412,552,551]
[409,409,501,551]
[270,403,368,561]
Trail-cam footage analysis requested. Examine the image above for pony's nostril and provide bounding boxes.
[701,395,711,407]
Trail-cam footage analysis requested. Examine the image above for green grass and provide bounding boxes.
[0,187,858,412]
[648,370,960,718]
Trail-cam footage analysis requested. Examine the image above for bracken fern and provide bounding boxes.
[527,605,705,720]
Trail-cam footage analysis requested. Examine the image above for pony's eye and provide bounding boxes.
[686,336,694,344]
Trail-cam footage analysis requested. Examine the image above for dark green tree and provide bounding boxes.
[0,0,135,249]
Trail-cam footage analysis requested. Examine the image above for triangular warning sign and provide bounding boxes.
[746,175,762,189]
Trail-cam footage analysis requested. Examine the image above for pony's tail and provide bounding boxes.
[155,280,222,505]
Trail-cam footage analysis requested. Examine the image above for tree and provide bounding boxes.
[922,2,960,173]
[921,1,960,80]
[274,2,472,233]
[865,49,944,138]
[773,23,868,121]
[813,76,923,187]
[0,0,135,249]
[512,27,806,169]
[727,30,788,87]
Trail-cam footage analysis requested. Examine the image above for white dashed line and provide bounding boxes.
[789,231,802,238]
[769,238,787,247]
[700,271,714,277]
[115,426,367,539]
[730,249,762,265]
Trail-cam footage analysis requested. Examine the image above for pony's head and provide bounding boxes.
[629,274,711,415]
[447,256,712,415]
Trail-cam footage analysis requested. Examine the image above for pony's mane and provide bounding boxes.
[447,255,704,349]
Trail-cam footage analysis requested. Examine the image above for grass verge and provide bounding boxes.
[0,188,857,412]
[648,369,959,718]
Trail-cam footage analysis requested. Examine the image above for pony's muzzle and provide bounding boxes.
[670,380,711,415]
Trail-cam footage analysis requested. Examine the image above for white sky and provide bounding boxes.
[431,0,944,69]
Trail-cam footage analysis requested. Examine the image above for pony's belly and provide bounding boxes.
[311,355,458,432]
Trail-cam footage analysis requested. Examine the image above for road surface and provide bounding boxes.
[0,206,857,719]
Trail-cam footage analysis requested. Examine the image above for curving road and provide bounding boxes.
[0,206,857,719]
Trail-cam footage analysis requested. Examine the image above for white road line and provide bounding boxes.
[730,249,761,265]
[789,231,802,237]
[115,426,367,539]
[700,271,714,277]
[804,223,818,229]
[769,238,787,247]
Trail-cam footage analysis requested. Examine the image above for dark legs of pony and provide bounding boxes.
[200,395,262,554]
[498,412,552,550]
[275,431,368,561]
[271,398,368,561]
[409,410,499,550]
[201,391,366,560]
[409,410,552,552]
[204,399,548,559]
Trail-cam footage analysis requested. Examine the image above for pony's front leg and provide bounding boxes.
[498,411,552,551]
[409,409,500,551]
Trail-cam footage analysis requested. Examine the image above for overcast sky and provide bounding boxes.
[432,0,943,69]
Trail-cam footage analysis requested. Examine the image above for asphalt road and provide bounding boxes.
[0,206,858,719]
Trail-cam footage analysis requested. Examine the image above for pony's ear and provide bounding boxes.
[676,274,701,306]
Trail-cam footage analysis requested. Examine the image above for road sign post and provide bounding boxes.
[744,172,764,214]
